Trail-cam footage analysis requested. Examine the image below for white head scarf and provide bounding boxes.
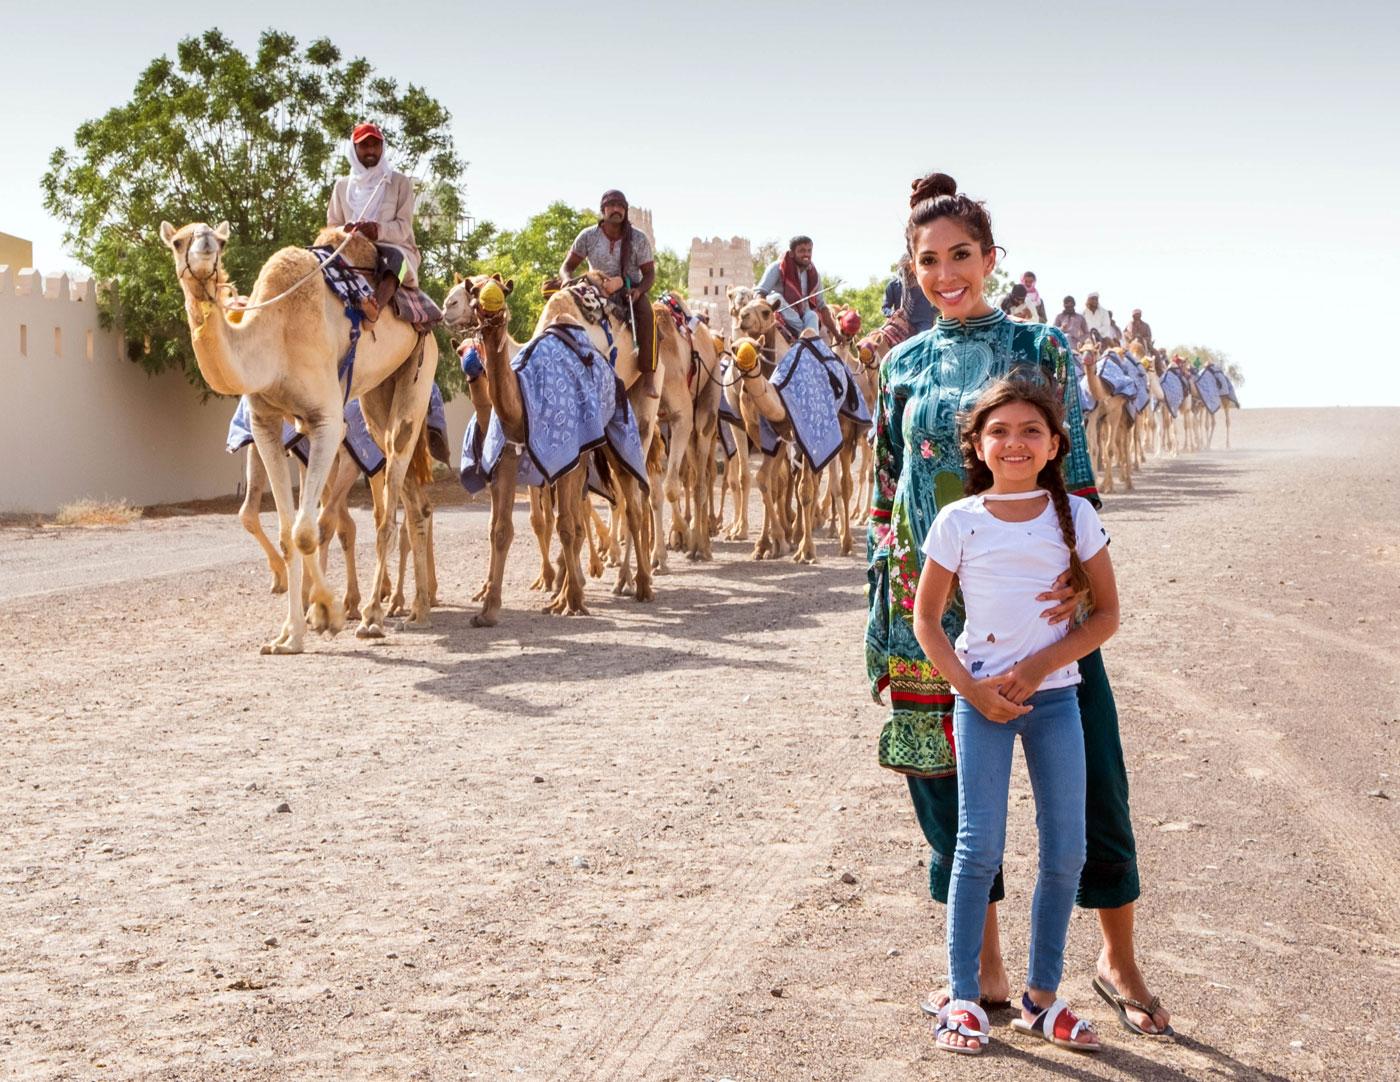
[344,137,391,224]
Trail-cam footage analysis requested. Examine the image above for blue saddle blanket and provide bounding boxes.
[1195,368,1222,413]
[227,383,448,477]
[459,323,648,495]
[1160,367,1187,417]
[1202,366,1239,409]
[1098,353,1148,421]
[770,338,866,471]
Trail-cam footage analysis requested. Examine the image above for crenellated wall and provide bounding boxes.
[687,236,754,336]
[0,265,244,513]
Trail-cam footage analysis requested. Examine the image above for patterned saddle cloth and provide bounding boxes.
[1097,353,1148,421]
[391,287,442,333]
[765,338,871,470]
[227,384,449,478]
[1195,367,1222,413]
[459,323,648,496]
[1200,365,1239,410]
[1160,367,1188,417]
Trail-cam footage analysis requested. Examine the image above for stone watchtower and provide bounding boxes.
[687,236,753,336]
[629,207,656,250]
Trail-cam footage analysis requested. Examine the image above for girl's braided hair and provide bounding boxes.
[958,373,1093,604]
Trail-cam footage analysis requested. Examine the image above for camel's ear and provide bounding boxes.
[503,278,514,296]
[453,271,463,284]
[489,272,502,283]
[159,221,176,247]
[213,221,230,242]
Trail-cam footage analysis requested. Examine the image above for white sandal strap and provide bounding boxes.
[938,998,989,1036]
[1040,999,1068,1039]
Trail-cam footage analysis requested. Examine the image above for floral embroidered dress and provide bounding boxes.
[866,309,1098,778]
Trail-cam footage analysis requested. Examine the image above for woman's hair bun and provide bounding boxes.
[910,172,958,207]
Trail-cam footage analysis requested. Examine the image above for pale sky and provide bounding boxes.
[5,0,1397,407]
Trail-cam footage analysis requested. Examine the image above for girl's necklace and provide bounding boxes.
[982,488,1048,502]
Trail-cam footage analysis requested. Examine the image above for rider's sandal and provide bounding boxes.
[1092,975,1175,1037]
[934,999,989,1056]
[1010,993,1101,1053]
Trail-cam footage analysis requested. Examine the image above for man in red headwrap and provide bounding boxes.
[327,121,421,319]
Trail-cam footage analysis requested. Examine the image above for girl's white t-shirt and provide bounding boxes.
[922,493,1109,690]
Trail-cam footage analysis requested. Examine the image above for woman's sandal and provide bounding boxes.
[935,999,990,1055]
[1092,975,1175,1037]
[1010,993,1101,1052]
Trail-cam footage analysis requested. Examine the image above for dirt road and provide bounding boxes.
[2,407,1396,1081]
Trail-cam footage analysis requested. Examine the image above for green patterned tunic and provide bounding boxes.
[865,310,1098,777]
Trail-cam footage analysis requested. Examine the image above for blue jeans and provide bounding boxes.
[947,686,1086,1001]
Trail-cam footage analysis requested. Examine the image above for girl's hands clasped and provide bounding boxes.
[966,677,1033,723]
[995,658,1051,705]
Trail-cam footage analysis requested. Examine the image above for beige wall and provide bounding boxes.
[0,232,33,270]
[0,263,475,515]
[0,266,245,513]
[688,236,754,336]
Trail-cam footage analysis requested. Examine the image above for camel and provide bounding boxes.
[1080,346,1133,494]
[443,274,586,597]
[162,221,435,652]
[729,336,822,563]
[849,327,894,524]
[651,296,724,564]
[466,277,653,625]
[715,286,761,541]
[537,272,690,579]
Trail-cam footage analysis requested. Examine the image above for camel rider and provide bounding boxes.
[327,122,422,322]
[755,236,839,342]
[561,190,659,398]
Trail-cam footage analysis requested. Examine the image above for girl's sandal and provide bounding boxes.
[1010,993,1101,1053]
[935,999,990,1056]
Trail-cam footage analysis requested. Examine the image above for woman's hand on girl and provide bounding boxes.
[967,678,1033,723]
[1037,568,1090,626]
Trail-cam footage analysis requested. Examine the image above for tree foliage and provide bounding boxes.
[467,202,689,343]
[828,275,890,336]
[43,28,465,392]
[1166,343,1245,385]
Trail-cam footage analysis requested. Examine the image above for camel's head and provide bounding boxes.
[731,336,764,374]
[726,285,756,321]
[160,220,229,284]
[737,294,778,338]
[443,272,514,332]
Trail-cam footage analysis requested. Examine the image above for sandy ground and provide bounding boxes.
[1,407,1397,1081]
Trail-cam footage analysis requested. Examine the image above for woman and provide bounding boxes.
[865,172,1172,1039]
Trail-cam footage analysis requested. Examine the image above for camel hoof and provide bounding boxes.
[261,640,304,655]
[387,597,407,617]
[588,559,604,579]
[470,612,498,629]
[470,583,490,602]
[405,616,433,630]
[634,583,654,603]
[355,622,385,640]
[270,580,288,596]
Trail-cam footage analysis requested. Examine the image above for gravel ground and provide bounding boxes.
[1,406,1396,1081]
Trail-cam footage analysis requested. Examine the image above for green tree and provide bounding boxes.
[752,239,780,281]
[828,274,892,335]
[1166,343,1245,385]
[43,27,466,392]
[471,202,595,342]
[653,247,689,299]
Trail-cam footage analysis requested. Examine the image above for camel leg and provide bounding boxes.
[247,407,307,654]
[240,447,287,594]
[398,470,433,628]
[837,440,856,557]
[473,450,521,628]
[546,469,590,616]
[316,452,361,622]
[626,466,655,603]
[794,462,818,564]
[528,486,556,592]
[583,492,605,579]
[687,419,717,561]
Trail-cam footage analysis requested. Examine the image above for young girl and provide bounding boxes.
[912,376,1120,1055]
